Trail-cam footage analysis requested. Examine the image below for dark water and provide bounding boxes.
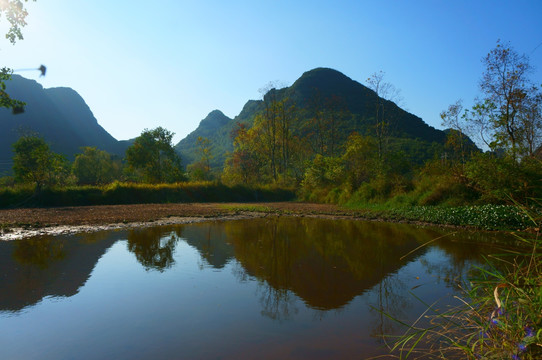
[0,217,509,359]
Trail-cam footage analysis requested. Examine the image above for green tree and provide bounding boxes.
[187,136,213,181]
[1,68,25,110]
[301,154,344,194]
[73,147,120,185]
[306,90,349,158]
[478,40,542,158]
[341,133,377,191]
[260,86,280,181]
[1,0,34,45]
[1,0,36,111]
[224,85,299,185]
[222,123,264,185]
[126,127,185,183]
[465,152,542,203]
[12,134,62,189]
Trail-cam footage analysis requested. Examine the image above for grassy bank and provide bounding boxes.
[0,181,296,208]
[1,181,540,232]
[344,203,538,231]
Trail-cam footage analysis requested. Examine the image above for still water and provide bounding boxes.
[0,217,507,359]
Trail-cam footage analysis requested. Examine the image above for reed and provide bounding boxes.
[379,208,542,359]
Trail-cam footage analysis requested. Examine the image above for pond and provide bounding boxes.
[0,216,510,359]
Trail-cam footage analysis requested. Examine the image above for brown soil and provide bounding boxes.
[0,202,352,240]
[0,202,346,226]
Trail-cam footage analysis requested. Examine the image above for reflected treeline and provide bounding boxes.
[124,222,236,272]
[1,217,509,319]
[257,284,299,321]
[12,237,66,269]
[0,231,120,312]
[223,217,440,310]
[126,227,179,272]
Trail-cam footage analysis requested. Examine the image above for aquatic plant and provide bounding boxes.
[391,204,536,230]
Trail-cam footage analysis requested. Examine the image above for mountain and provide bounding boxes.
[0,75,129,175]
[176,67,448,169]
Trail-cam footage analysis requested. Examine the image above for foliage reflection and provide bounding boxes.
[126,227,179,272]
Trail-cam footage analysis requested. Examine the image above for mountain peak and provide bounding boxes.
[288,67,370,104]
[199,110,231,129]
[301,67,351,78]
[294,67,355,87]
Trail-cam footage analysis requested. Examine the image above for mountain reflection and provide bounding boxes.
[176,217,503,320]
[219,217,436,310]
[0,217,506,318]
[181,223,234,268]
[0,231,119,312]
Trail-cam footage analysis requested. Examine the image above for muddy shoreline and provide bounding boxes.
[0,202,362,240]
[0,202,478,241]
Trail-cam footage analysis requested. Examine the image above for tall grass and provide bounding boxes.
[382,209,542,359]
[0,181,296,208]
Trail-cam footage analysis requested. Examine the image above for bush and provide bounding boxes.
[0,182,296,208]
[466,154,542,204]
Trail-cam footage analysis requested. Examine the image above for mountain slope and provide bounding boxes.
[176,67,447,169]
[0,75,129,175]
[176,110,234,168]
[286,68,446,142]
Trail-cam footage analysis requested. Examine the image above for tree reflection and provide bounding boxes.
[367,258,409,341]
[257,283,299,321]
[421,237,504,289]
[224,217,431,320]
[126,227,179,272]
[165,217,502,329]
[13,237,65,269]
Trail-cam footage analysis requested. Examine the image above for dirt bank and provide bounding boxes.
[0,202,352,240]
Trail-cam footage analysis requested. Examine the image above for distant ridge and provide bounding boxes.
[0,69,458,176]
[0,75,129,174]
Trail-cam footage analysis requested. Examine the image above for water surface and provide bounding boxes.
[0,217,508,359]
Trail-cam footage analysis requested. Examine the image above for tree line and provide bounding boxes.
[4,41,542,206]
[222,41,541,205]
[8,127,186,189]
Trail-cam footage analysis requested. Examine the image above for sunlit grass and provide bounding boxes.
[0,181,295,208]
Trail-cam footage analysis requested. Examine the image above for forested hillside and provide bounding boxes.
[176,68,449,173]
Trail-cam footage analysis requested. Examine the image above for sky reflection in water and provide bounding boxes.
[0,217,506,359]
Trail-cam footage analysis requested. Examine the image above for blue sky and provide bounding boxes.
[2,0,541,143]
